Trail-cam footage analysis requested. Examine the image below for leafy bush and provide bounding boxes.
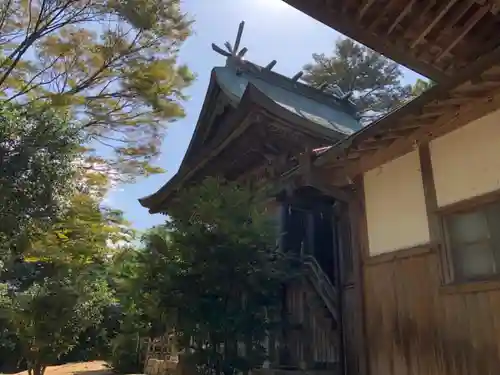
[109,332,144,374]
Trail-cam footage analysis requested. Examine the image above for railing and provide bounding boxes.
[302,255,338,323]
[145,335,179,363]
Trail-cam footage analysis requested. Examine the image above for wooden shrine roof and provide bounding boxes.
[138,61,361,214]
[284,0,500,82]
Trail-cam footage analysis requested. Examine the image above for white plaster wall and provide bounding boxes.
[364,150,430,255]
[430,109,500,208]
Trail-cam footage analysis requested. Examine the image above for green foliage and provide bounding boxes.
[411,78,435,97]
[0,0,195,176]
[108,329,144,373]
[0,99,136,373]
[302,38,413,122]
[135,178,295,375]
[27,192,134,265]
[103,229,170,373]
[106,247,161,373]
[1,267,113,375]
[0,101,81,262]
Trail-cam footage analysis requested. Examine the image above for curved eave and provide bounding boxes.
[177,69,222,171]
[138,172,183,213]
[243,84,349,143]
[138,83,259,213]
[139,83,351,213]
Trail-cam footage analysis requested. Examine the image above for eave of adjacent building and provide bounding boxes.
[283,0,500,82]
[306,48,500,187]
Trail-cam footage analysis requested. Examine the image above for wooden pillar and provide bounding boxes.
[419,144,448,281]
[302,288,314,369]
[279,283,291,367]
[277,192,289,253]
[348,177,370,375]
[305,211,315,257]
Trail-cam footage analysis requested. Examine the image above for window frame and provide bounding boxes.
[440,192,500,284]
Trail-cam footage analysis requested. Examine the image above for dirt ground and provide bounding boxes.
[13,361,114,375]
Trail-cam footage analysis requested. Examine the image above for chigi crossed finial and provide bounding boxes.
[211,21,248,62]
[212,21,281,72]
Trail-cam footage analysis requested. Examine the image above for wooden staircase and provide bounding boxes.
[302,255,338,325]
[269,254,341,373]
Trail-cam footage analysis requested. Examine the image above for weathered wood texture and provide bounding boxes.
[285,282,339,368]
[363,246,500,375]
[284,0,500,81]
[341,285,361,375]
[319,64,500,188]
[145,336,179,363]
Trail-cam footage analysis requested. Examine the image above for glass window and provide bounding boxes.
[444,200,500,281]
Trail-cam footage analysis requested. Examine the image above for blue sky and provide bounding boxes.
[106,0,422,231]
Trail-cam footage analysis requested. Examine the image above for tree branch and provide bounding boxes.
[6,53,65,102]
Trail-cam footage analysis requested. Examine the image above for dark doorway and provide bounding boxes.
[280,186,337,284]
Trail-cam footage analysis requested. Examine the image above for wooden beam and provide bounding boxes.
[358,0,377,20]
[410,0,458,48]
[426,97,467,107]
[407,111,444,120]
[481,65,500,80]
[369,0,400,30]
[435,5,490,62]
[418,144,451,282]
[348,176,370,375]
[435,0,475,45]
[283,0,450,81]
[325,44,500,158]
[454,80,500,94]
[334,89,500,184]
[356,143,390,152]
[310,169,354,202]
[387,0,417,35]
[363,134,401,143]
[403,0,438,42]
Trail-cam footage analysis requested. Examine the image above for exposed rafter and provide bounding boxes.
[284,0,500,82]
[317,61,500,185]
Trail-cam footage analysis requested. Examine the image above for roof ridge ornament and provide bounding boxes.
[318,80,354,101]
[211,21,248,66]
[291,71,303,82]
[211,21,278,71]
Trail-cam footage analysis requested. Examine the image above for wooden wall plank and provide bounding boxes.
[400,253,423,375]
[441,292,461,374]
[363,266,381,374]
[424,253,445,375]
[392,258,409,375]
[475,291,497,374]
[363,248,500,375]
[487,291,500,367]
[346,177,369,375]
[372,262,394,375]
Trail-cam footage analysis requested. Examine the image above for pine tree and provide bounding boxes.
[411,78,435,97]
[302,38,413,123]
[0,0,195,177]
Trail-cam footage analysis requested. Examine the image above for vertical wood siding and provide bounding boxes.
[364,247,500,375]
[286,282,339,367]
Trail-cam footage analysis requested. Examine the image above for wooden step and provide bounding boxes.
[254,368,341,375]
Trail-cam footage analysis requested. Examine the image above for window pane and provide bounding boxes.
[454,242,495,280]
[447,210,489,244]
[485,201,500,268]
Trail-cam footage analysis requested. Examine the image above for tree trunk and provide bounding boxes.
[31,362,45,375]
